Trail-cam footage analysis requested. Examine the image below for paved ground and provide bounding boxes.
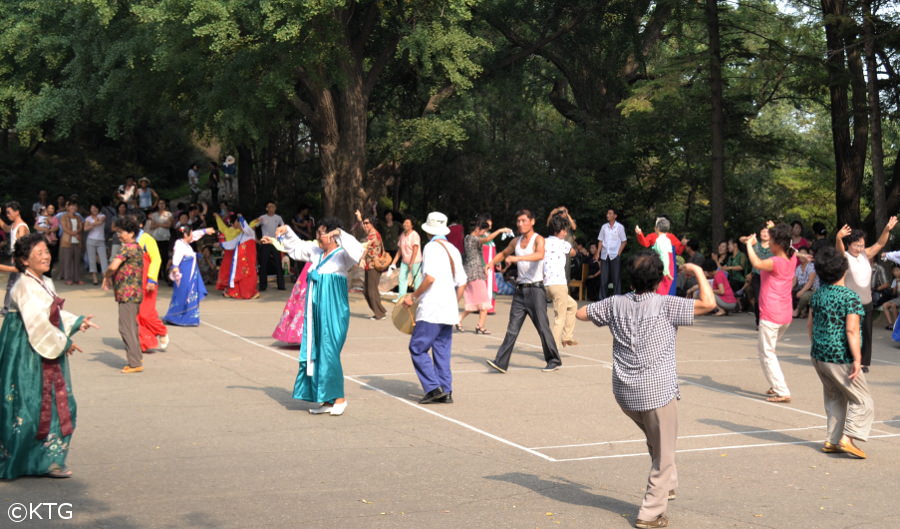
[1,283,898,529]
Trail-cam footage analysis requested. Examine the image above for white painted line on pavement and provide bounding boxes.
[344,376,556,462]
[551,433,900,462]
[202,320,558,462]
[530,420,900,450]
[678,378,828,420]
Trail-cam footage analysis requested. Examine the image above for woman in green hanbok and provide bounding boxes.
[0,233,97,479]
[263,218,364,416]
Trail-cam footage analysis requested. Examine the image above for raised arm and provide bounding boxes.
[866,216,898,259]
[745,233,774,272]
[685,263,716,315]
[835,224,850,254]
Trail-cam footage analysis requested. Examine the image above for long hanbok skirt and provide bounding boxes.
[293,273,349,403]
[164,256,208,326]
[138,252,168,351]
[655,252,678,295]
[272,262,310,344]
[216,240,258,299]
[0,313,76,479]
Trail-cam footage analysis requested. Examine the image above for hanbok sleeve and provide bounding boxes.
[280,226,319,262]
[215,215,241,241]
[13,280,82,360]
[336,229,365,263]
[171,240,190,268]
[190,229,207,243]
[139,233,161,284]
[885,251,900,265]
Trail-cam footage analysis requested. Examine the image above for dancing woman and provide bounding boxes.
[262,218,364,416]
[0,233,97,479]
[215,213,260,299]
[458,216,512,333]
[635,217,684,295]
[164,227,216,326]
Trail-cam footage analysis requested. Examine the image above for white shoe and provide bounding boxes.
[309,404,333,415]
[157,334,169,351]
[330,402,348,416]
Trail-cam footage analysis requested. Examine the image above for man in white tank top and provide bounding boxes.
[485,209,562,373]
[2,201,30,314]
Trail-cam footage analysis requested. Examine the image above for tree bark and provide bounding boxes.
[236,144,254,214]
[863,0,886,232]
[706,0,726,245]
[821,0,868,228]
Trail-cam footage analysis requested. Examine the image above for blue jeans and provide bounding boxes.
[398,262,423,297]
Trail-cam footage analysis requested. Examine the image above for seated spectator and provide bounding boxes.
[686,259,736,315]
[791,220,810,250]
[198,245,219,285]
[792,247,817,318]
[872,250,891,307]
[879,264,900,329]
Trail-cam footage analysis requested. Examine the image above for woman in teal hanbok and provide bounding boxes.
[0,234,96,479]
[263,218,364,416]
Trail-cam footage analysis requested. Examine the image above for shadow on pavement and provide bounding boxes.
[87,350,126,370]
[678,374,767,400]
[226,385,313,411]
[697,418,820,450]
[485,472,637,518]
[353,376,425,401]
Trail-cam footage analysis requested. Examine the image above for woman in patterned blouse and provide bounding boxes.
[102,217,145,373]
[356,210,387,320]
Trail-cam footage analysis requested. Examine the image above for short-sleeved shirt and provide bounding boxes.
[597,221,627,260]
[399,230,423,265]
[759,254,797,325]
[751,243,773,276]
[113,243,144,304]
[542,236,571,286]
[844,251,873,304]
[463,234,485,281]
[363,231,384,270]
[713,270,736,303]
[810,285,864,364]
[586,292,695,411]
[726,252,748,283]
[794,261,815,288]
[417,239,467,325]
[257,214,284,238]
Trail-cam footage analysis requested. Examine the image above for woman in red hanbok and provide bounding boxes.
[215,213,259,299]
[635,217,685,295]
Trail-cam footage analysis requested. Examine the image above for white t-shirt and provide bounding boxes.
[417,240,467,325]
[542,236,571,286]
[149,211,173,241]
[85,215,106,241]
[257,214,284,238]
[597,221,627,259]
[844,251,872,304]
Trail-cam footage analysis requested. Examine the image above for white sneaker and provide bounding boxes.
[329,401,348,416]
[309,404,333,415]
[157,334,169,351]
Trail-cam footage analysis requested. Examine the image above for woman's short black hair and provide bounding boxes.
[701,258,718,273]
[628,250,664,294]
[115,217,140,235]
[469,215,490,231]
[13,233,48,272]
[768,223,794,257]
[318,217,343,233]
[814,246,848,285]
[549,213,569,235]
[844,229,866,246]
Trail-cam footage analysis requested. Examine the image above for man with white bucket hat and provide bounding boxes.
[402,212,467,404]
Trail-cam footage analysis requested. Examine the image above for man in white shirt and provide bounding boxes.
[256,201,285,291]
[402,212,467,404]
[835,216,897,372]
[594,208,628,299]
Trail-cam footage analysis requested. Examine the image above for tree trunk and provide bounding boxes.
[821,0,868,228]
[863,0,886,232]
[236,144,254,214]
[706,0,726,245]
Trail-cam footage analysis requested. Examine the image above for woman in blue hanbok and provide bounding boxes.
[164,227,216,326]
[263,218,364,416]
[0,233,97,479]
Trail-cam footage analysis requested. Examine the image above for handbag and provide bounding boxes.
[373,249,392,272]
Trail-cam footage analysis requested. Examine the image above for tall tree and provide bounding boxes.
[706,0,726,244]
[863,0,886,231]
[821,0,869,227]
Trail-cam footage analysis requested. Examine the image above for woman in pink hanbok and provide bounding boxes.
[272,260,311,344]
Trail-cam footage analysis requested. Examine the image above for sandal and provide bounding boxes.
[766,395,792,403]
[765,387,776,395]
[455,324,464,332]
[475,326,491,335]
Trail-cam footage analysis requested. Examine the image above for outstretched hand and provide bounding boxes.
[886,216,898,232]
[79,316,99,332]
[837,224,852,240]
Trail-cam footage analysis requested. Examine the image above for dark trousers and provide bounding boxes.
[862,302,873,367]
[257,242,285,290]
[364,268,386,318]
[599,256,621,299]
[492,285,562,370]
[409,321,453,394]
[751,273,761,325]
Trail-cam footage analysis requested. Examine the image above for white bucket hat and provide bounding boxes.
[421,211,450,236]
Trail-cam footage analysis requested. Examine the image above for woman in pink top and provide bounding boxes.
[699,259,736,315]
[389,218,423,302]
[746,223,797,403]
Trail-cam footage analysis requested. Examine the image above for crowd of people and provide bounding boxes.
[0,190,888,529]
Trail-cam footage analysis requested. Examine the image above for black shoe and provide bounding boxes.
[486,359,507,374]
[862,366,869,373]
[541,363,561,372]
[436,392,453,404]
[419,387,448,404]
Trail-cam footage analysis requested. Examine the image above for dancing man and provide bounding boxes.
[485,209,562,373]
